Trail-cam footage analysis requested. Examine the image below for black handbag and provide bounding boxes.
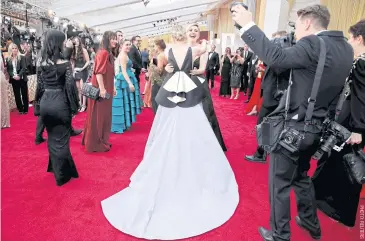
[74,71,83,80]
[81,83,111,100]
[81,83,100,100]
[256,37,326,154]
[343,147,365,184]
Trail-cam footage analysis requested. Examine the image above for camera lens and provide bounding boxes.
[284,136,293,143]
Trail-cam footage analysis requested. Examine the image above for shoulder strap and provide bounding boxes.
[335,53,365,120]
[304,37,326,129]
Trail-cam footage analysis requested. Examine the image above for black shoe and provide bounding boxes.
[245,153,266,163]
[295,216,321,240]
[35,137,46,145]
[71,129,83,136]
[258,227,275,241]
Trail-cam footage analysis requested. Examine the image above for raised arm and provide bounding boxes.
[64,62,80,114]
[192,40,207,58]
[241,25,317,69]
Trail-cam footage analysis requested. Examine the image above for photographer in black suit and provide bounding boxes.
[245,54,259,103]
[232,4,354,241]
[128,35,145,87]
[35,39,82,144]
[245,31,290,163]
[241,44,253,93]
[205,44,220,89]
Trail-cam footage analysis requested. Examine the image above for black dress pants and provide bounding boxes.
[269,123,321,241]
[205,68,215,88]
[135,68,141,88]
[11,79,28,113]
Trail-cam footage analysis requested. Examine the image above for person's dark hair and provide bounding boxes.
[116,30,123,35]
[154,39,166,50]
[40,29,65,64]
[99,31,117,53]
[131,35,141,43]
[72,36,83,60]
[272,30,287,37]
[297,4,330,29]
[349,19,365,46]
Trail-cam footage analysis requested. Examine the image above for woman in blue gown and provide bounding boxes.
[111,39,142,133]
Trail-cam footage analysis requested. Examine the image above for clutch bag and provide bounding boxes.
[81,83,100,100]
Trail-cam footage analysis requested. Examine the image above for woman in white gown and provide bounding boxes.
[101,25,239,240]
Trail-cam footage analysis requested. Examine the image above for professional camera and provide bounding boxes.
[312,119,352,160]
[278,128,305,154]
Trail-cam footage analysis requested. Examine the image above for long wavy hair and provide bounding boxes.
[72,36,83,60]
[40,29,65,64]
[100,31,117,55]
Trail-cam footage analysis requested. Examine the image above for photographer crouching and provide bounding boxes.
[231,4,354,241]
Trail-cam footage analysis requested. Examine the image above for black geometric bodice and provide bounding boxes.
[155,47,206,108]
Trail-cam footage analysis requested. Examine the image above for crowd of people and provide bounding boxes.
[1,3,365,241]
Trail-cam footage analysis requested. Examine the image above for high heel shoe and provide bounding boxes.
[234,95,239,100]
[247,110,258,116]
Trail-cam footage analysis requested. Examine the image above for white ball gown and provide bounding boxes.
[101,47,239,240]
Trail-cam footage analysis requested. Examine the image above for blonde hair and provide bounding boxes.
[170,25,186,42]
[7,43,21,61]
[186,23,200,32]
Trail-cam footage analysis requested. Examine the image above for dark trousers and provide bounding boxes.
[206,68,215,88]
[135,68,141,87]
[11,80,29,113]
[241,74,248,92]
[36,116,75,138]
[269,123,321,241]
[247,76,256,100]
[151,83,160,114]
[256,105,277,156]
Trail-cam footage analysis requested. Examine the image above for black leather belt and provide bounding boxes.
[45,89,62,92]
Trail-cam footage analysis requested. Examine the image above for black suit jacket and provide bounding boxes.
[206,52,219,70]
[260,66,290,108]
[128,45,143,70]
[241,26,354,121]
[6,55,28,83]
[242,50,253,72]
[247,55,259,81]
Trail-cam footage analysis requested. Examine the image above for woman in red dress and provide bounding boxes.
[245,60,265,115]
[82,31,118,152]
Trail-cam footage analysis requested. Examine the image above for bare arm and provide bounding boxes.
[192,40,207,58]
[157,53,166,75]
[81,48,90,70]
[121,55,133,86]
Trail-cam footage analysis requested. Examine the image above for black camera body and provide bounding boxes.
[278,128,305,154]
[312,119,352,160]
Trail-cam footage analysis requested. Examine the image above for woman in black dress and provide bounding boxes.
[35,30,80,186]
[188,23,227,151]
[219,47,232,97]
[312,20,365,227]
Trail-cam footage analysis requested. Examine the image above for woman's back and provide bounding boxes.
[39,61,70,89]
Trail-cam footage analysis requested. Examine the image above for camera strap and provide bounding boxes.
[334,53,365,121]
[303,37,326,132]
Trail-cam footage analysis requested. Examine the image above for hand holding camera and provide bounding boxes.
[230,2,252,29]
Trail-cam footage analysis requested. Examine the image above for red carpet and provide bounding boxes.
[1,77,362,241]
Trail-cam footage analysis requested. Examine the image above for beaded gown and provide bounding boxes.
[101,47,238,240]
